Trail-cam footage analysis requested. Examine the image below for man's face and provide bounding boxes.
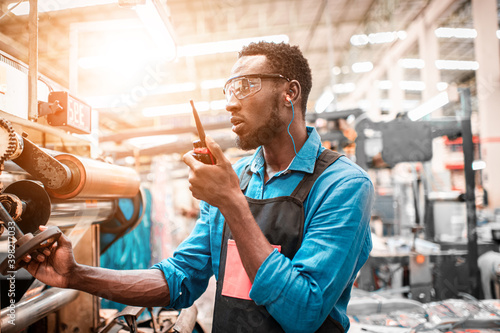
[225,55,287,151]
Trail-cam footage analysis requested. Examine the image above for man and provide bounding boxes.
[25,42,373,332]
[478,251,500,299]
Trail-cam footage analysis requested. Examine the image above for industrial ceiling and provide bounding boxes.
[0,0,480,163]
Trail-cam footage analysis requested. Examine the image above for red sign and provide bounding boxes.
[47,91,92,134]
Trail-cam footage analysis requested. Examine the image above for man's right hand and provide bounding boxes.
[23,226,77,289]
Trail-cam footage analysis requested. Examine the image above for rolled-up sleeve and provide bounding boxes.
[249,176,374,333]
[151,201,214,309]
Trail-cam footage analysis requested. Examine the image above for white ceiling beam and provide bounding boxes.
[341,0,463,107]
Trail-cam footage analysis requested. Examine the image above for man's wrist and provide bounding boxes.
[218,190,247,219]
[67,263,86,289]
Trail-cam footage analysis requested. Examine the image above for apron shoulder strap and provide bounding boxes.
[291,149,343,202]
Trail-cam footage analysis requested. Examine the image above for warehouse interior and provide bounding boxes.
[1,0,500,332]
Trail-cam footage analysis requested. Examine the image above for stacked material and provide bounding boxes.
[349,296,500,332]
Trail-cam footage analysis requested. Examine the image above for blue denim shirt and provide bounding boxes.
[152,126,373,332]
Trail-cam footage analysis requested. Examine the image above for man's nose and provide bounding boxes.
[225,92,240,112]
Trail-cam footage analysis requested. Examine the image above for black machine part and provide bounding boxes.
[354,117,462,170]
[380,121,433,166]
[100,188,145,254]
[1,180,52,234]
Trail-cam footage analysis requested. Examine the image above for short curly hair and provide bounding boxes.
[239,42,312,116]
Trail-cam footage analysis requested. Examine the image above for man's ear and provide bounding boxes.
[286,81,301,103]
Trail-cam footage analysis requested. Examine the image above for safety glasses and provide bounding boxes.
[223,74,290,103]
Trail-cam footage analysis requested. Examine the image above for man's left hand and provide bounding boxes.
[182,136,242,208]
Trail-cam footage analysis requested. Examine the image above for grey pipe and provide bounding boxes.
[1,287,79,332]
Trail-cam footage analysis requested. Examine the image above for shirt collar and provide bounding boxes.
[249,126,322,175]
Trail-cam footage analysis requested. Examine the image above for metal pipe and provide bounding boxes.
[49,199,116,228]
[10,139,139,200]
[1,288,79,332]
[45,154,140,200]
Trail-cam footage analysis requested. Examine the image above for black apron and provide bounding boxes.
[212,150,345,333]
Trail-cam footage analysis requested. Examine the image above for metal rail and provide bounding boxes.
[0,288,79,332]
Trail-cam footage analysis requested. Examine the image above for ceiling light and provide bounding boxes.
[379,99,421,111]
[368,31,397,44]
[78,38,152,77]
[124,156,136,165]
[435,27,477,38]
[350,34,369,46]
[332,83,356,94]
[397,31,408,40]
[437,82,449,91]
[435,60,479,70]
[378,80,392,90]
[332,67,342,76]
[380,99,419,111]
[398,58,425,69]
[77,37,152,73]
[135,0,176,60]
[314,89,334,113]
[350,31,406,46]
[399,81,426,91]
[377,80,426,91]
[352,62,373,73]
[77,1,176,69]
[8,0,117,15]
[407,91,449,121]
[143,101,209,117]
[177,35,289,57]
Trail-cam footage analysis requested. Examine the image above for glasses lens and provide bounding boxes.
[224,77,262,102]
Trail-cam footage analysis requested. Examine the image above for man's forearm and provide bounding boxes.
[70,265,170,307]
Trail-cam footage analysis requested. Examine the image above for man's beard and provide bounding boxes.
[235,100,286,151]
